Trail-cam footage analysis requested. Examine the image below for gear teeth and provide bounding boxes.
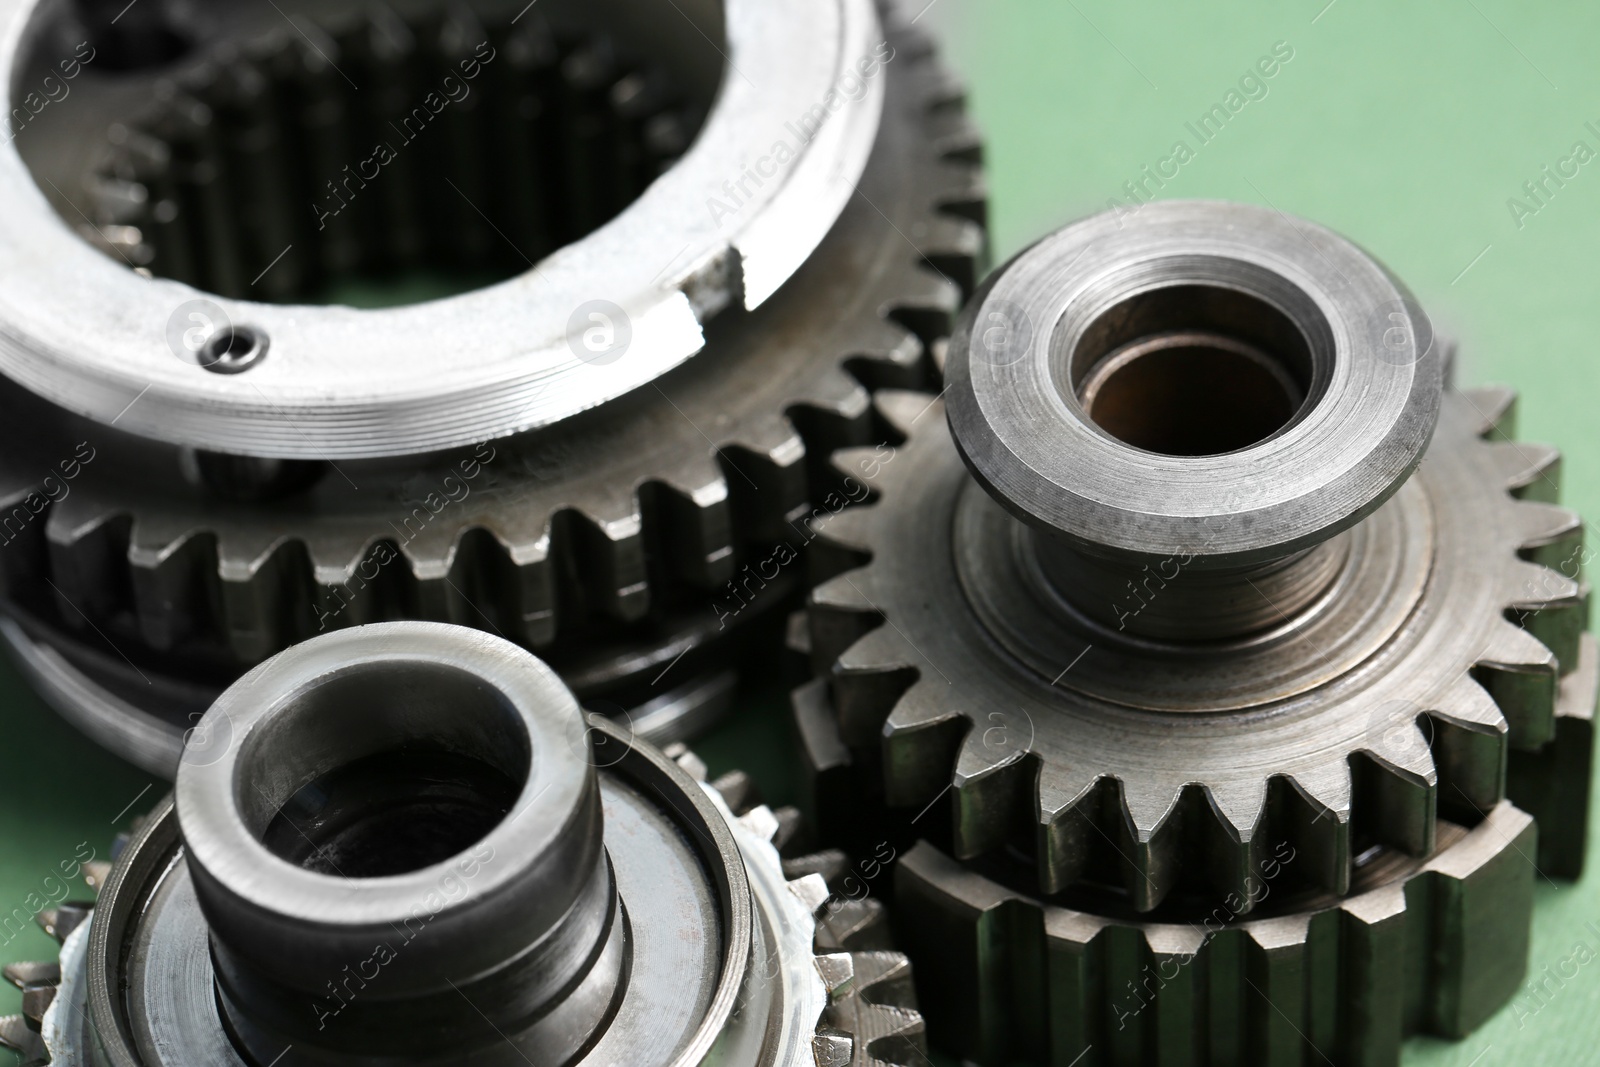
[833,624,920,751]
[880,678,965,808]
[0,1015,45,1064]
[1353,716,1438,859]
[817,897,894,953]
[951,726,1035,860]
[2,961,58,990]
[1460,384,1517,437]
[897,803,1537,1067]
[809,570,885,672]
[883,260,963,357]
[1483,439,1562,502]
[872,390,940,441]
[128,524,219,651]
[1503,557,1586,673]
[1508,499,1583,576]
[37,902,91,944]
[717,412,811,545]
[1037,768,1111,896]
[641,456,736,589]
[785,849,851,890]
[218,536,316,663]
[824,951,928,1067]
[710,769,761,815]
[1280,762,1354,896]
[0,486,49,596]
[1508,631,1598,878]
[918,213,986,301]
[1427,674,1509,817]
[1476,617,1560,749]
[45,496,132,623]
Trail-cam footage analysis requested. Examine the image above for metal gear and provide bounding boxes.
[0,0,985,773]
[805,201,1592,912]
[1,623,928,1067]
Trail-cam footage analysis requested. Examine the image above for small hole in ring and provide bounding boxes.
[202,326,268,375]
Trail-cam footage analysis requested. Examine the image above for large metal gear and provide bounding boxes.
[795,201,1594,1062]
[0,0,985,773]
[0,623,927,1067]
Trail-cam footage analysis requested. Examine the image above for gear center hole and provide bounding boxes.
[1072,284,1314,456]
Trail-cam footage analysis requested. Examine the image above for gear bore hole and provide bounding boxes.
[241,661,531,878]
[1071,284,1316,457]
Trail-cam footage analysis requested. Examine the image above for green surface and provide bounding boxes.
[2,2,1599,1064]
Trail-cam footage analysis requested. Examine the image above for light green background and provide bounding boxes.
[1,2,1598,1065]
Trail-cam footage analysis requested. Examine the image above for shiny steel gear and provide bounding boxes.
[0,0,985,773]
[0,623,927,1067]
[796,201,1594,1059]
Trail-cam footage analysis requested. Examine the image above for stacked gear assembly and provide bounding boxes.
[0,622,928,1067]
[0,0,985,774]
[795,200,1594,1065]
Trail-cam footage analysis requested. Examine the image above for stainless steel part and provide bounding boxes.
[3,622,927,1066]
[0,0,985,768]
[0,0,885,458]
[803,202,1592,914]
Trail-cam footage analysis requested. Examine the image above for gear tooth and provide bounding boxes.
[1483,440,1562,501]
[128,523,219,651]
[873,390,941,440]
[919,213,985,301]
[1422,803,1538,1037]
[45,494,132,621]
[1508,632,1597,878]
[1118,779,1187,912]
[1353,715,1438,859]
[1506,499,1583,569]
[951,724,1035,860]
[787,365,874,442]
[479,524,556,648]
[1477,618,1560,749]
[884,261,963,353]
[0,1014,44,1061]
[551,502,650,625]
[808,570,883,668]
[816,897,894,953]
[784,849,850,891]
[640,458,735,589]
[0,485,49,596]
[807,504,880,558]
[1457,384,1518,437]
[880,677,963,808]
[1279,763,1354,895]
[1038,770,1112,896]
[848,950,918,1008]
[1503,557,1586,672]
[2,961,58,990]
[1428,674,1510,817]
[218,535,317,662]
[710,769,761,816]
[718,413,810,544]
[849,319,928,390]
[893,840,1042,1064]
[1240,913,1317,1060]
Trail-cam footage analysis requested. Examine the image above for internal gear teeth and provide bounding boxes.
[881,678,966,807]
[1459,384,1517,438]
[1476,618,1561,749]
[1484,440,1562,501]
[1428,674,1510,817]
[951,730,1035,860]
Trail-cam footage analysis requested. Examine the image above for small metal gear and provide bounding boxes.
[0,0,985,773]
[2,623,928,1067]
[805,202,1592,913]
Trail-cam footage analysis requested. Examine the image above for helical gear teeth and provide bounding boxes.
[897,801,1537,1067]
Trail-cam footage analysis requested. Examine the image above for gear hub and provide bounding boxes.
[8,622,928,1067]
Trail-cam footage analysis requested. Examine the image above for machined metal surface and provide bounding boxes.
[797,200,1593,1061]
[0,0,985,766]
[8,622,928,1066]
[0,0,885,457]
